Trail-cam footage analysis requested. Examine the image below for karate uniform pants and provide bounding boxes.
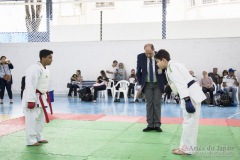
[24,107,45,145]
[179,100,201,154]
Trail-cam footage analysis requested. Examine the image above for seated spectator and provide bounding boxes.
[208,67,221,90]
[223,68,239,105]
[68,74,80,97]
[163,84,180,104]
[68,70,82,97]
[200,71,214,106]
[115,62,127,82]
[128,69,136,95]
[219,70,228,84]
[76,70,83,88]
[164,84,172,103]
[163,84,172,103]
[92,70,109,103]
[189,70,198,82]
[128,69,136,78]
[128,73,136,98]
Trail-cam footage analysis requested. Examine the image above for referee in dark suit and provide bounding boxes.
[136,44,167,132]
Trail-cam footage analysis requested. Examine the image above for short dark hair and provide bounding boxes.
[72,74,77,77]
[100,70,106,76]
[144,44,155,51]
[113,60,118,63]
[39,49,53,60]
[154,49,171,61]
[0,56,6,60]
[77,70,81,74]
[222,70,228,75]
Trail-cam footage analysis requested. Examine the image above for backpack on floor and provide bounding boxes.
[82,94,93,102]
[220,93,232,107]
[78,87,93,101]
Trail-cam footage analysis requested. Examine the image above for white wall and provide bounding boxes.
[50,18,240,42]
[1,37,240,94]
[54,0,240,25]
[55,0,184,25]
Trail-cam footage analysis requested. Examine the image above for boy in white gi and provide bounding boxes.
[154,49,206,155]
[22,49,53,146]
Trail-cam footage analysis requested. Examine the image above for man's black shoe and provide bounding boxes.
[155,127,162,132]
[143,127,154,132]
[134,99,139,102]
[114,99,120,102]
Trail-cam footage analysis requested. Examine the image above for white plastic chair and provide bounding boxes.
[98,89,108,101]
[213,82,217,95]
[106,79,114,97]
[133,83,138,102]
[113,80,130,102]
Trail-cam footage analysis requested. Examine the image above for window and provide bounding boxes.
[222,0,240,2]
[202,0,218,4]
[96,2,115,8]
[190,0,196,6]
[143,0,170,6]
[60,3,83,16]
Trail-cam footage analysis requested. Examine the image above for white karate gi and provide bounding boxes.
[22,62,50,145]
[166,60,206,154]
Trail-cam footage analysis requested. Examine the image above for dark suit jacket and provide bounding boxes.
[136,53,167,93]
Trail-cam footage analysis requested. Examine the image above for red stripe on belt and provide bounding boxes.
[36,90,53,123]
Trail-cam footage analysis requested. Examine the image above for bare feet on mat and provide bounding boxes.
[172,148,190,155]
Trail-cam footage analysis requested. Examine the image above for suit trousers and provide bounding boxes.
[144,82,162,128]
[179,100,201,154]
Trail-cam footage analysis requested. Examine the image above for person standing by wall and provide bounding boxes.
[136,44,167,132]
[106,60,118,80]
[0,56,14,104]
